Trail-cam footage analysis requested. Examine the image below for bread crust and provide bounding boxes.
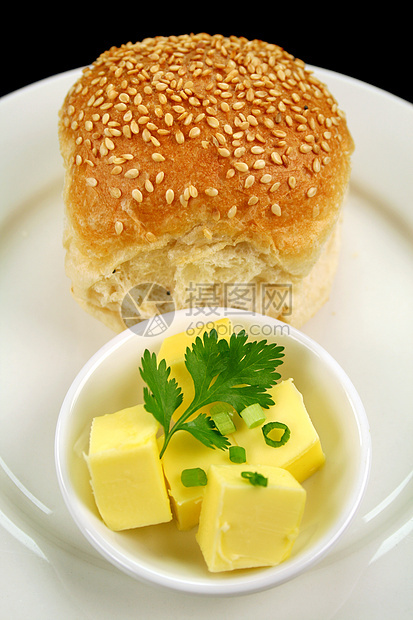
[58,34,354,330]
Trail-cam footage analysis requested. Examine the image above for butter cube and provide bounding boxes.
[155,319,234,530]
[196,464,306,572]
[161,430,233,530]
[158,317,232,365]
[233,379,325,482]
[87,405,172,531]
[157,318,232,414]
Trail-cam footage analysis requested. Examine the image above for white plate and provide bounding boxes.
[0,67,412,619]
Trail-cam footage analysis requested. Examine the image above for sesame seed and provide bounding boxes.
[271,152,283,165]
[244,175,255,188]
[206,116,220,128]
[227,205,237,218]
[130,120,139,134]
[164,112,174,126]
[260,174,272,184]
[288,176,296,189]
[205,187,219,196]
[312,158,321,173]
[152,153,165,162]
[125,168,139,179]
[86,178,97,187]
[166,189,174,204]
[104,137,115,150]
[271,203,282,216]
[253,159,265,169]
[115,221,123,234]
[145,180,154,192]
[234,162,249,172]
[307,187,317,197]
[132,189,143,202]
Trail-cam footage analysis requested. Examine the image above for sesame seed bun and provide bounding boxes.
[58,33,354,331]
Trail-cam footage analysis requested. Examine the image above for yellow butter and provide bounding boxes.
[233,379,325,482]
[87,405,172,531]
[158,317,232,365]
[160,431,233,530]
[153,319,234,530]
[196,464,306,572]
[157,318,232,414]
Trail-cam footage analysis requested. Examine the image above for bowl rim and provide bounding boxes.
[55,307,371,595]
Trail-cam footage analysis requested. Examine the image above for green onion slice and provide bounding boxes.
[262,421,290,447]
[210,410,236,435]
[229,445,246,463]
[239,403,266,428]
[241,471,268,487]
[181,467,208,487]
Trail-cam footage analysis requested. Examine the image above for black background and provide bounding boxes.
[1,11,411,103]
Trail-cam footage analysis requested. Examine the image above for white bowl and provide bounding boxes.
[55,308,371,596]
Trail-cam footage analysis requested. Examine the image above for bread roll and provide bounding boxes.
[58,33,354,332]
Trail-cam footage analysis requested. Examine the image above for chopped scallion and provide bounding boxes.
[239,403,266,428]
[211,410,236,435]
[241,471,268,487]
[229,445,246,463]
[181,467,208,487]
[262,421,290,447]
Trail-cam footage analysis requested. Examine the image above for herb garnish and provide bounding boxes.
[262,421,291,447]
[229,446,247,463]
[139,328,284,458]
[181,468,208,487]
[241,471,268,487]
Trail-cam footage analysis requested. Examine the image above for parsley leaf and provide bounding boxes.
[139,328,284,457]
[180,413,230,451]
[184,329,284,413]
[139,349,183,437]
